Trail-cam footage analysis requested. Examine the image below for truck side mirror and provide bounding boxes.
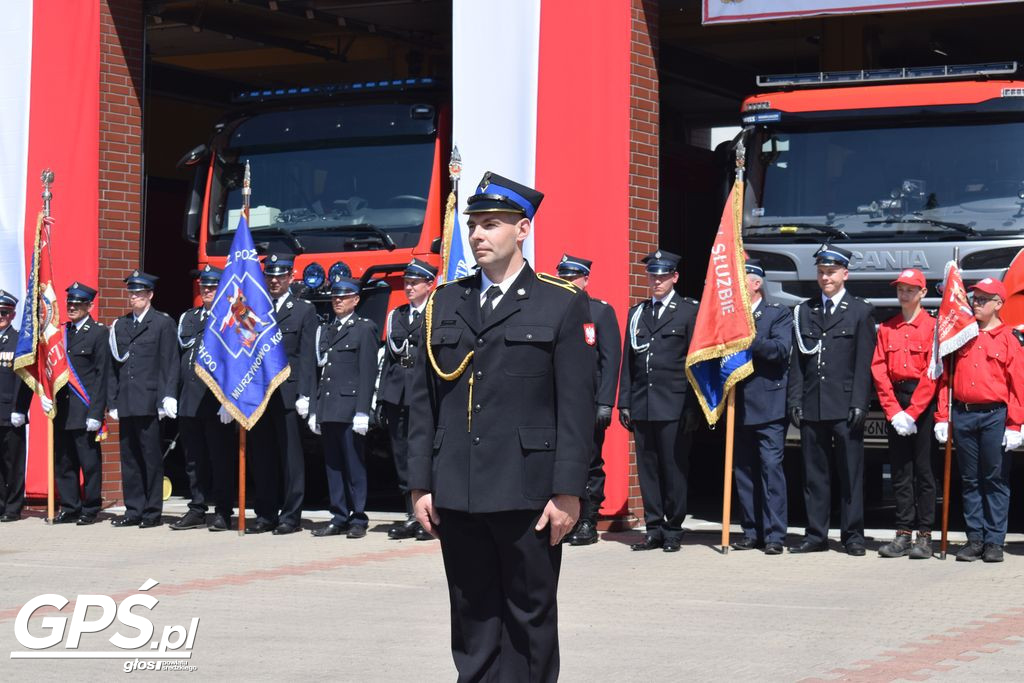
[182,166,205,245]
[430,237,442,254]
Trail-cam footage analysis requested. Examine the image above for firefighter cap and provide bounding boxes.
[124,270,158,291]
[814,244,852,268]
[642,249,680,275]
[464,172,544,220]
[890,268,926,289]
[970,277,1007,300]
[66,282,97,303]
[556,254,592,278]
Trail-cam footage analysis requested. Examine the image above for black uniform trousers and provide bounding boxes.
[383,401,410,494]
[0,425,26,517]
[250,391,304,526]
[321,422,368,528]
[438,508,561,683]
[119,415,164,523]
[54,429,103,518]
[580,425,607,521]
[886,386,936,534]
[800,419,865,545]
[179,416,236,519]
[633,419,692,541]
[734,420,788,544]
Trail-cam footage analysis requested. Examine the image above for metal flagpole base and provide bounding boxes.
[720,545,729,555]
[940,551,947,560]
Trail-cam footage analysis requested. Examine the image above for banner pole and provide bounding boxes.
[238,427,246,536]
[47,418,54,523]
[940,355,955,559]
[721,388,736,553]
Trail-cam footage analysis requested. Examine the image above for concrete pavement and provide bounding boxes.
[2,503,1023,681]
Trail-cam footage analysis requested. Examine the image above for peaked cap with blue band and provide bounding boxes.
[556,254,592,277]
[262,254,294,275]
[66,282,98,303]
[404,258,438,281]
[194,264,224,285]
[124,270,158,291]
[642,249,681,275]
[814,244,852,268]
[464,172,544,220]
[0,289,18,307]
[745,259,765,278]
[331,275,361,296]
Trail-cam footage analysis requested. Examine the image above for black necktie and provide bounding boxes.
[132,317,139,330]
[482,285,502,320]
[412,309,421,324]
[67,322,75,337]
[824,299,834,318]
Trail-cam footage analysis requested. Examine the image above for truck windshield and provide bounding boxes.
[744,119,1024,240]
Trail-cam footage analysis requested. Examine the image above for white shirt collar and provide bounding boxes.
[480,262,527,304]
[822,288,845,309]
[409,301,426,319]
[134,306,150,323]
[751,298,762,313]
[337,312,354,327]
[274,291,291,311]
[652,289,675,308]
[74,316,89,331]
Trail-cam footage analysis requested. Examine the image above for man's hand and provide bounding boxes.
[217,405,233,425]
[596,404,612,430]
[295,395,310,419]
[618,408,633,432]
[1003,428,1022,452]
[847,407,866,431]
[85,418,101,432]
[412,489,440,538]
[890,411,917,437]
[108,408,119,422]
[307,414,321,436]
[40,395,53,415]
[535,494,580,546]
[162,397,178,420]
[934,422,948,444]
[788,406,802,429]
[352,412,370,436]
[10,413,25,428]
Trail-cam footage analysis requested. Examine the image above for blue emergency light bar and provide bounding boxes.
[756,62,1018,88]
[233,77,438,103]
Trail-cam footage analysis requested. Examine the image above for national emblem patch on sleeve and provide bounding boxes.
[583,323,596,346]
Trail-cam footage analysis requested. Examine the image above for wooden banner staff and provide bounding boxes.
[721,389,737,553]
[237,161,251,537]
[940,246,961,560]
[41,169,56,525]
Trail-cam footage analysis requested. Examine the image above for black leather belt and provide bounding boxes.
[893,379,919,392]
[953,401,1005,413]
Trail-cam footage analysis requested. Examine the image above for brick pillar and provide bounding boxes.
[98,0,144,507]
[626,0,659,522]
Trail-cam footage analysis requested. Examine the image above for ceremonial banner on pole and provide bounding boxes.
[14,213,69,417]
[194,212,290,429]
[927,260,978,379]
[685,178,755,425]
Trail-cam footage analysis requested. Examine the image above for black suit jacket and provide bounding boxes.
[109,308,180,417]
[271,293,318,410]
[617,293,698,421]
[176,306,219,419]
[735,299,792,426]
[378,302,424,407]
[310,316,379,423]
[407,265,597,512]
[0,326,32,426]
[589,296,622,408]
[788,292,876,422]
[55,317,109,430]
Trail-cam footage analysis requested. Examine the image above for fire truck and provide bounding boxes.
[737,61,1024,450]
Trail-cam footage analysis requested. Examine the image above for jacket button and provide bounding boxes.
[475,371,483,379]
[472,437,480,445]
[473,404,481,413]
[325,391,331,396]
[526,333,533,340]
[477,338,484,346]
[544,441,550,447]
[327,362,332,367]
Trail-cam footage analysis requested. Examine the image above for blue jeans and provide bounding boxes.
[952,406,1012,545]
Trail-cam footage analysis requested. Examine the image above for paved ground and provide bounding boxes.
[2,500,1024,681]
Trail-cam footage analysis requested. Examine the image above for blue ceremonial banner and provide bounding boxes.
[194,213,290,429]
[444,221,472,282]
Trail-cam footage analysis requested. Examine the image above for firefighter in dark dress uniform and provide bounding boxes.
[108,271,180,528]
[247,254,317,535]
[555,254,622,546]
[0,290,32,522]
[787,245,875,556]
[172,265,238,532]
[52,283,109,525]
[308,276,379,538]
[378,258,436,541]
[407,172,596,683]
[731,260,792,555]
[618,249,699,553]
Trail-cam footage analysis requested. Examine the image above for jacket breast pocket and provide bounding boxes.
[518,427,555,500]
[504,326,554,377]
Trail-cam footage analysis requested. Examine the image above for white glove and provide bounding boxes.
[352,412,369,436]
[10,413,25,428]
[217,405,234,425]
[40,395,53,414]
[934,422,948,444]
[1003,429,1023,452]
[85,418,101,432]
[307,414,321,435]
[162,397,178,420]
[295,395,310,418]
[891,411,917,437]
[158,408,167,420]
[108,409,119,422]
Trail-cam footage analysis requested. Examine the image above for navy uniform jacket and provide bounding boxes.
[0,326,32,427]
[406,265,597,513]
[589,297,622,408]
[310,315,379,423]
[109,308,180,417]
[55,317,109,430]
[787,292,875,422]
[272,294,318,410]
[617,293,699,421]
[176,306,218,418]
[735,299,792,426]
[378,303,424,407]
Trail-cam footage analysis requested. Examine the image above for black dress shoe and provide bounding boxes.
[139,518,163,529]
[730,536,760,551]
[763,542,784,555]
[845,542,866,556]
[415,527,435,541]
[111,516,141,527]
[208,515,229,532]
[1,513,22,522]
[170,510,206,530]
[53,511,78,524]
[388,519,419,540]
[272,523,300,535]
[346,525,368,539]
[789,539,829,554]
[312,523,347,537]
[570,519,599,546]
[662,538,682,553]
[245,519,277,534]
[630,535,663,551]
[76,516,96,526]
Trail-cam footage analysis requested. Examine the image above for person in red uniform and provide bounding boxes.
[870,268,938,559]
[934,277,1024,563]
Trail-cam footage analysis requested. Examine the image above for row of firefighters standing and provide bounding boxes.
[0,243,1020,561]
